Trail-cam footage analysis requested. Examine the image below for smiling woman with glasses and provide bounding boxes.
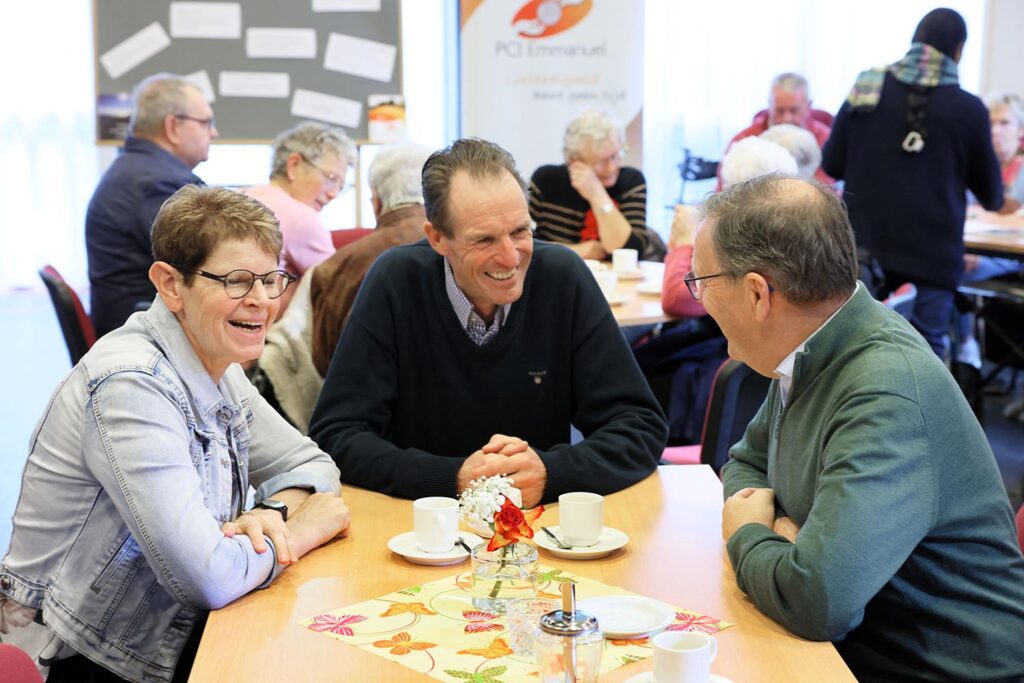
[241,122,356,293]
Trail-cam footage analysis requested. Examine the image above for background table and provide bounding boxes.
[190,466,854,682]
[610,261,678,327]
[965,210,1024,259]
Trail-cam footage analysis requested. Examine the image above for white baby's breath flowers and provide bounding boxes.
[458,475,523,538]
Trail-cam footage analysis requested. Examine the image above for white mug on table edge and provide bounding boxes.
[413,496,459,553]
[612,248,638,273]
[593,270,618,300]
[653,631,718,683]
[558,491,603,547]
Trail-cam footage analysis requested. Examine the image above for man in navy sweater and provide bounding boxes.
[309,138,666,507]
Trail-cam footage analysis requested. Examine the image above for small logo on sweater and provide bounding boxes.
[529,370,547,385]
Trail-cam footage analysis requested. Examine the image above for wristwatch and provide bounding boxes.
[255,498,288,521]
[597,200,615,215]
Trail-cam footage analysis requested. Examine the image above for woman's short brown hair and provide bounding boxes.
[151,185,282,283]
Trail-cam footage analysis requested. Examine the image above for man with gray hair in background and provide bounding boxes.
[310,143,432,377]
[86,73,217,336]
[691,174,1024,680]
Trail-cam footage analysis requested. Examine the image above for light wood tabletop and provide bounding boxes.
[965,210,1024,259]
[190,466,854,682]
[609,261,679,328]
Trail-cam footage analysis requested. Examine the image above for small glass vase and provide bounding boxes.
[470,541,539,613]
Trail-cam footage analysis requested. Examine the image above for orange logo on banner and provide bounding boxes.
[512,0,593,39]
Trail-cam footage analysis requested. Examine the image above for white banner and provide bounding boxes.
[459,0,644,180]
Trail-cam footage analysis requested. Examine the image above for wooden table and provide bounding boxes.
[190,466,854,682]
[610,261,679,327]
[964,210,1024,259]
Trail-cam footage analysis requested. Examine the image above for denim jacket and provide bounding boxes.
[1,299,340,682]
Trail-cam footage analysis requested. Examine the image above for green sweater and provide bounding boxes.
[724,286,1024,682]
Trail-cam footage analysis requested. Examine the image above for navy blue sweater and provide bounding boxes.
[309,240,666,502]
[86,137,202,336]
[822,74,1003,290]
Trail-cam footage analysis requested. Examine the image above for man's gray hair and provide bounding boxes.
[562,109,625,162]
[720,137,797,188]
[760,124,821,178]
[422,138,526,238]
[701,174,857,305]
[770,72,809,96]
[129,74,200,138]
[368,143,432,212]
[984,91,1024,127]
[270,122,355,180]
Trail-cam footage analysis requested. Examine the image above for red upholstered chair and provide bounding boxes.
[662,359,771,473]
[752,108,835,128]
[38,265,96,366]
[0,644,44,683]
[330,228,374,250]
[1016,504,1024,553]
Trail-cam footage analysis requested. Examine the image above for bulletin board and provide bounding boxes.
[92,0,403,143]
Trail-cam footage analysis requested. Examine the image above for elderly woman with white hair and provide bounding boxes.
[242,123,355,281]
[760,123,822,179]
[529,109,658,260]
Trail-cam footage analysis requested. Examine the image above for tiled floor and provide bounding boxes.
[1,290,1022,552]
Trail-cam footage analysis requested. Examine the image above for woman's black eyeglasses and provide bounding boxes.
[178,268,296,300]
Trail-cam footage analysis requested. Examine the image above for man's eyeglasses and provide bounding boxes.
[175,114,216,130]
[178,268,296,300]
[683,271,730,301]
[298,152,352,193]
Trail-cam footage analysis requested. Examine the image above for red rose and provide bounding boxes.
[488,496,544,551]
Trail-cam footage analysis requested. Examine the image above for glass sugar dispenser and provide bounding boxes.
[535,582,604,683]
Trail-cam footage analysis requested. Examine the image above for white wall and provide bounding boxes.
[982,0,1024,96]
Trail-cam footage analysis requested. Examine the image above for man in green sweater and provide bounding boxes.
[309,139,666,508]
[688,174,1024,681]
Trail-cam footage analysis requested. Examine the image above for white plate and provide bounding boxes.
[636,282,662,296]
[577,595,675,638]
[387,531,484,566]
[624,673,732,683]
[615,269,646,280]
[606,295,630,306]
[534,526,629,559]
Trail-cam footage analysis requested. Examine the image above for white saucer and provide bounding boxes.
[534,526,629,559]
[387,531,484,566]
[615,269,646,280]
[624,673,732,683]
[577,595,675,638]
[606,295,629,306]
[636,282,662,296]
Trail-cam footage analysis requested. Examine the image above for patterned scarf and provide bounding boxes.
[846,42,960,112]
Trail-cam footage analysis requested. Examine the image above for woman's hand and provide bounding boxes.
[669,204,698,248]
[222,508,296,564]
[285,492,352,560]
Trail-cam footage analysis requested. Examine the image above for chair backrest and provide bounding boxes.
[752,108,835,128]
[700,359,771,472]
[38,265,96,366]
[0,644,44,683]
[330,228,374,250]
[1016,504,1024,554]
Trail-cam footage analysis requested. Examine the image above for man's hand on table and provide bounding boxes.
[285,492,351,560]
[722,487,776,540]
[455,434,548,508]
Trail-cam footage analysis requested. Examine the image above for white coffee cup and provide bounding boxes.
[557,492,603,547]
[652,631,718,683]
[583,258,604,273]
[413,497,459,553]
[593,270,618,300]
[612,248,638,273]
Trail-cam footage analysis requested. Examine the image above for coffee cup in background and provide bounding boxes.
[558,492,604,547]
[412,497,459,553]
[612,248,638,273]
[652,631,718,682]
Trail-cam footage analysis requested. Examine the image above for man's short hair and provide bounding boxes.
[152,185,282,284]
[422,138,526,238]
[368,143,432,212]
[129,74,200,138]
[770,72,809,96]
[562,109,625,163]
[759,124,822,178]
[269,122,355,180]
[720,137,798,188]
[701,174,857,305]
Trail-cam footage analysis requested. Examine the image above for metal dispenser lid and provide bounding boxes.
[539,582,599,637]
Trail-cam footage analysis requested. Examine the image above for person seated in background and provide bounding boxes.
[242,122,355,311]
[759,123,822,179]
[311,143,433,378]
[309,138,666,508]
[1,186,351,682]
[529,109,663,261]
[86,73,217,337]
[717,72,833,190]
[696,174,1024,682]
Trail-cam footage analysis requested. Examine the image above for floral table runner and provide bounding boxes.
[300,564,732,681]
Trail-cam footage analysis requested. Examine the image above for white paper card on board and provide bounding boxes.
[323,33,396,82]
[170,2,241,39]
[183,70,216,103]
[312,0,381,12]
[246,28,317,59]
[291,89,362,129]
[100,22,172,80]
[219,71,290,98]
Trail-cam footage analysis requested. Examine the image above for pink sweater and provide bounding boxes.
[242,184,334,276]
[661,244,707,318]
